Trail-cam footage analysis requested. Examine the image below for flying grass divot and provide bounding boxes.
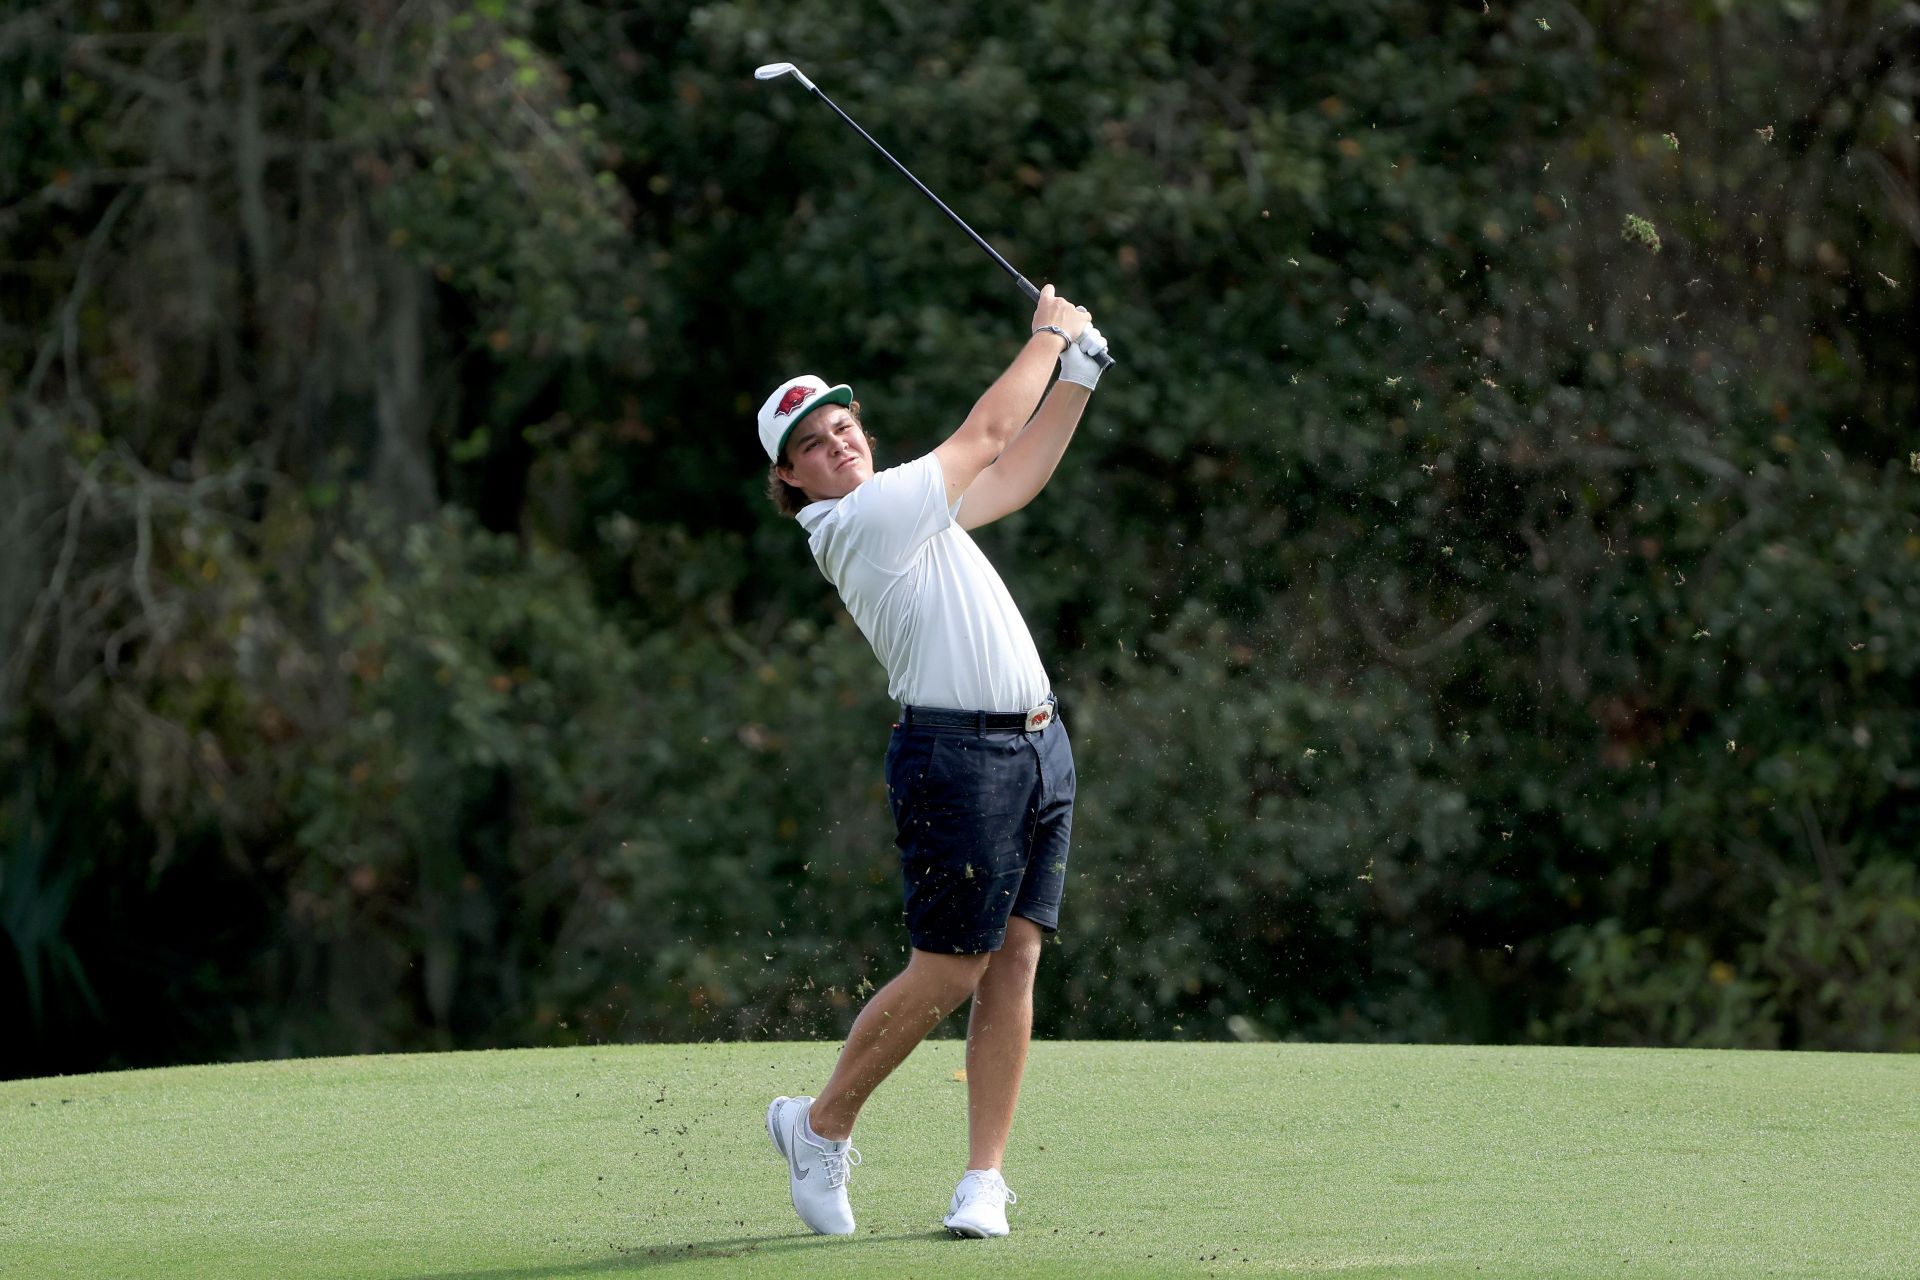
[1623,212,1663,252]
[2,1043,1917,1279]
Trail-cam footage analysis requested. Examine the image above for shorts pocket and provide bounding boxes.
[885,730,941,840]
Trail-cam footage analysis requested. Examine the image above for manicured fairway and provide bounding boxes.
[2,1041,1915,1278]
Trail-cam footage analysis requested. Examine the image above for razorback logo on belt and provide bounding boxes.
[1024,704,1052,732]
[774,385,815,417]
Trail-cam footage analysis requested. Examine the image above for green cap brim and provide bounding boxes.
[774,384,854,461]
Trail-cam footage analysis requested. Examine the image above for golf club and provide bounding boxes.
[755,61,1113,370]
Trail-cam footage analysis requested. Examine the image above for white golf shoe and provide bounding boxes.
[944,1167,1018,1237]
[766,1095,860,1236]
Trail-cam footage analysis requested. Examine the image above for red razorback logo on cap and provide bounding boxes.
[774,385,815,418]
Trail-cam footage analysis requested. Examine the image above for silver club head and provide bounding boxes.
[753,61,815,91]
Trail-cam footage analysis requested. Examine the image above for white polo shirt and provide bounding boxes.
[797,453,1049,713]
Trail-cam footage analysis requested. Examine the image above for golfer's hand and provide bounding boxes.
[1030,284,1090,348]
[1059,324,1109,389]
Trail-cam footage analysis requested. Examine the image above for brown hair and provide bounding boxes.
[765,400,869,517]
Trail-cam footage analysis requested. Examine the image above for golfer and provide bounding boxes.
[757,285,1107,1239]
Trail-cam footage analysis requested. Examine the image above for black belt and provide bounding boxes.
[899,695,1057,733]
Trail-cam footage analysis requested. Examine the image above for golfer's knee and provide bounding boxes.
[996,917,1045,966]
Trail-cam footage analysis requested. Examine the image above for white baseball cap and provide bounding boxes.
[757,374,853,462]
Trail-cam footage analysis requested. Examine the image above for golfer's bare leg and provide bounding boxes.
[809,948,990,1141]
[963,915,1045,1171]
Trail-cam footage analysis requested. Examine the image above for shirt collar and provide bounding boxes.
[796,498,838,532]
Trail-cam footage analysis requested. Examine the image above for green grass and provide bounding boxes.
[2,1042,1915,1278]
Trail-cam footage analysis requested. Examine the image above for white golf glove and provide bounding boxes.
[1059,325,1109,390]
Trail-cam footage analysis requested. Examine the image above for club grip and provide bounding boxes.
[1078,330,1115,370]
[1020,276,1113,369]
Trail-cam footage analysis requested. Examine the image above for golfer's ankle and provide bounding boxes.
[806,1097,855,1143]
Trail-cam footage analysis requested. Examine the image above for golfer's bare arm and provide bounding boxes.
[933,284,1088,515]
[954,380,1091,530]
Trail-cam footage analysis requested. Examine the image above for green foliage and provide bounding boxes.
[347,6,641,362]
[274,510,644,1047]
[1758,861,1920,1051]
[0,774,98,1028]
[3,0,1916,1074]
[1550,860,1920,1052]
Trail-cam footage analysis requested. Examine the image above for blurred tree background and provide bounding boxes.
[3,0,1917,1080]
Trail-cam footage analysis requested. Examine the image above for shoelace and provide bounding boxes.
[958,1171,1017,1207]
[820,1143,862,1189]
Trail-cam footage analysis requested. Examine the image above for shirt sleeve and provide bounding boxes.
[837,453,952,572]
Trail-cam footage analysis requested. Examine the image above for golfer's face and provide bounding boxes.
[783,408,872,499]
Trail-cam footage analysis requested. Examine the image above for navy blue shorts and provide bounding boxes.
[883,711,1076,955]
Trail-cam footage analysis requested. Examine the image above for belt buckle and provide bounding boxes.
[1023,702,1053,733]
